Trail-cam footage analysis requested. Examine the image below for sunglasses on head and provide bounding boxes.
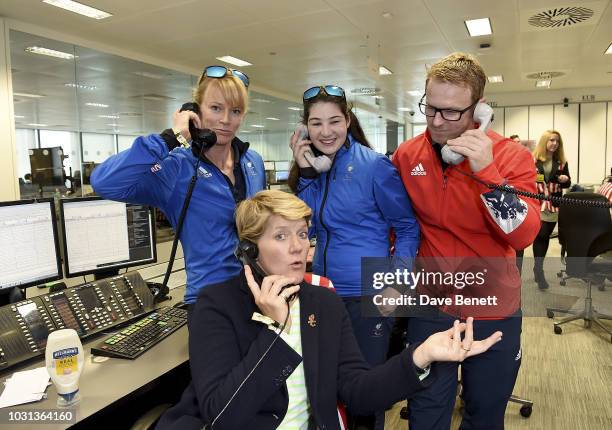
[303,85,346,102]
[200,65,249,88]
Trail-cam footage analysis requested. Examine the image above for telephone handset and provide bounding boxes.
[297,125,333,173]
[179,102,217,159]
[235,240,297,302]
[441,102,494,165]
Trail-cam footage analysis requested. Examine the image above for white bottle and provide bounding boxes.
[45,329,84,407]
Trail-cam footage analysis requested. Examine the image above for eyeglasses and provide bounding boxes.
[303,85,345,102]
[200,65,249,88]
[418,95,477,121]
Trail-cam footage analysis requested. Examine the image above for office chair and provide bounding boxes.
[546,192,612,342]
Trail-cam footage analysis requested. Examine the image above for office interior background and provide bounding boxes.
[0,0,611,429]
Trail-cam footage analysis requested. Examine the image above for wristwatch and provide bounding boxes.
[172,128,189,148]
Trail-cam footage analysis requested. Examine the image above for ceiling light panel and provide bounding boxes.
[25,46,76,59]
[215,56,252,67]
[465,18,492,36]
[42,0,112,20]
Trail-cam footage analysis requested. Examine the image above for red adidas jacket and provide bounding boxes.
[393,129,540,318]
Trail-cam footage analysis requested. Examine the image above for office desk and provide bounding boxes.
[0,286,190,429]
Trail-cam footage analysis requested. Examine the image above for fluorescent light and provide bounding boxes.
[606,42,612,54]
[379,65,393,76]
[398,108,412,112]
[98,115,119,119]
[133,71,164,79]
[252,98,271,103]
[266,117,280,121]
[215,56,252,67]
[85,102,109,108]
[27,123,48,127]
[406,90,421,97]
[65,82,97,90]
[288,107,302,111]
[14,115,25,119]
[382,12,393,19]
[487,75,503,83]
[373,95,384,99]
[536,80,551,88]
[465,18,492,37]
[25,46,76,59]
[241,130,251,133]
[14,92,45,98]
[42,0,112,20]
[251,124,265,128]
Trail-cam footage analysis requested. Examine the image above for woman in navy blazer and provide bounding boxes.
[157,190,502,430]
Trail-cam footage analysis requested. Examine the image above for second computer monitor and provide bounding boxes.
[60,198,157,278]
[0,199,63,291]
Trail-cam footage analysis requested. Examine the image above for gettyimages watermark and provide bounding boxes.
[359,257,611,318]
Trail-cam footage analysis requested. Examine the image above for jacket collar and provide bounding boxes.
[232,136,250,157]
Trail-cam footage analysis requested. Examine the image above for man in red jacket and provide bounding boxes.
[393,52,540,430]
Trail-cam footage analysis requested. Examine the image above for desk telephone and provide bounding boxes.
[0,272,155,372]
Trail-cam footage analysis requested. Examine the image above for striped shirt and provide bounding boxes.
[597,182,612,202]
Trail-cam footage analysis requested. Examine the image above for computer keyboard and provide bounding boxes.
[90,307,188,359]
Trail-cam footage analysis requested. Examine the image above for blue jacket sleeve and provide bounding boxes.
[372,156,420,258]
[90,134,180,212]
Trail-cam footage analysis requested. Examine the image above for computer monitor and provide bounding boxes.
[60,197,157,278]
[264,161,275,171]
[275,161,290,171]
[0,199,63,291]
[275,171,289,182]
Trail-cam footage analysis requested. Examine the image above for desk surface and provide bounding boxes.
[1,286,189,429]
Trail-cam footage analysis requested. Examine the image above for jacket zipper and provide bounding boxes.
[319,157,337,277]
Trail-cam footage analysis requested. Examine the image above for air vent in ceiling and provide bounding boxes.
[528,7,594,28]
[525,71,566,80]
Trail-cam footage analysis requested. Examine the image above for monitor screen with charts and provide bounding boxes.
[60,198,157,277]
[274,161,290,171]
[275,171,289,182]
[0,200,63,290]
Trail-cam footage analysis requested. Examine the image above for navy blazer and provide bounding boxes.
[157,272,432,430]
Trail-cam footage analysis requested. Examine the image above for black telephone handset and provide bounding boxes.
[179,102,217,159]
[441,102,494,165]
[297,125,332,173]
[235,240,297,302]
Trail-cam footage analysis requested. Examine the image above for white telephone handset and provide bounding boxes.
[441,102,494,165]
[297,125,333,173]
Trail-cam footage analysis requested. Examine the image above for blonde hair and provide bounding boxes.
[193,73,248,114]
[533,130,567,164]
[235,190,311,243]
[426,52,486,103]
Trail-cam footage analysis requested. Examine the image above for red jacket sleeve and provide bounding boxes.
[471,142,541,251]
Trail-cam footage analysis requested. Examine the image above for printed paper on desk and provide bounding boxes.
[0,367,50,408]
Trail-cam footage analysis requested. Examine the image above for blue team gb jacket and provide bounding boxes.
[91,134,266,303]
[297,134,420,297]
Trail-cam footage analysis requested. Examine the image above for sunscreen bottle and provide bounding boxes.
[45,329,84,407]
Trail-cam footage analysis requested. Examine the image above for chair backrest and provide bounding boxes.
[558,192,612,276]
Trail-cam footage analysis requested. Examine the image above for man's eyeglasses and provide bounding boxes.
[200,65,249,88]
[303,85,345,102]
[418,95,476,121]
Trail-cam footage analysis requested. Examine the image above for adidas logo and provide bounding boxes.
[411,163,427,176]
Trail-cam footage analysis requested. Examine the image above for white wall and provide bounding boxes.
[491,101,612,184]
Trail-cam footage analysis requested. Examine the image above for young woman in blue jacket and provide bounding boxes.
[288,86,420,428]
[91,66,266,309]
